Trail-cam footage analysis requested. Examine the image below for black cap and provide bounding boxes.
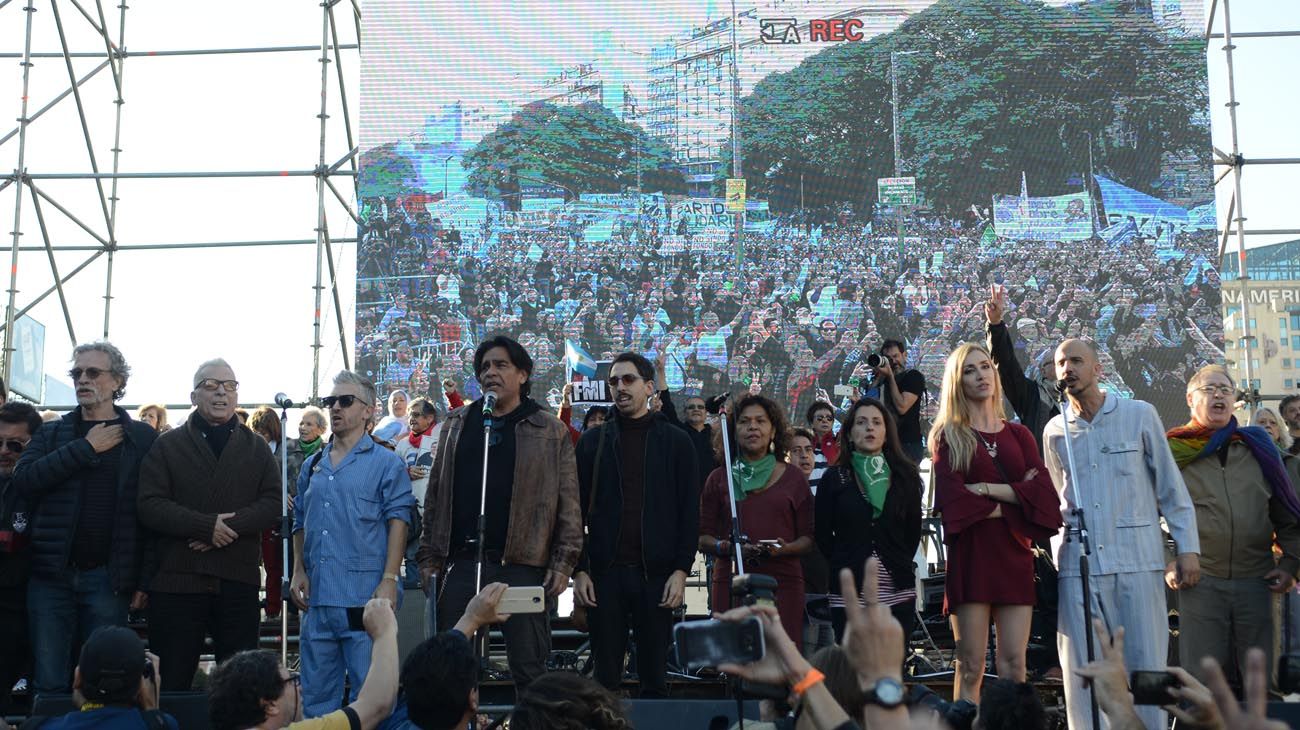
[79,626,146,703]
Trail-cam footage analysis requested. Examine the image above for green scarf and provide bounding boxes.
[300,436,323,457]
[732,453,776,501]
[851,451,890,518]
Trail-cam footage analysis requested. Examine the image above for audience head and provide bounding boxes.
[39,409,60,422]
[74,626,156,709]
[71,340,131,407]
[0,401,42,477]
[684,396,708,428]
[973,678,1047,730]
[805,401,835,438]
[408,397,437,435]
[787,426,816,477]
[929,343,1005,472]
[510,672,631,730]
[327,370,378,439]
[474,335,533,403]
[609,352,655,419]
[298,406,327,442]
[838,396,918,478]
[805,645,865,726]
[401,632,478,730]
[1186,364,1234,430]
[880,338,907,371]
[720,394,790,462]
[1251,407,1291,452]
[136,404,168,432]
[1053,338,1102,398]
[191,358,240,426]
[388,389,409,419]
[247,406,281,445]
[581,405,608,431]
[207,650,301,730]
[1280,394,1300,431]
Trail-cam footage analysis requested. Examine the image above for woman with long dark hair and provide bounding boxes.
[815,397,923,644]
[930,343,1061,704]
[699,394,814,647]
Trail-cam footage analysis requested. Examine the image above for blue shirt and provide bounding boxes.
[293,435,416,607]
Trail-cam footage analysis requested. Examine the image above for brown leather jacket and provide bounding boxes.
[416,401,582,576]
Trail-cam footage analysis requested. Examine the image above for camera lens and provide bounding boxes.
[866,353,882,368]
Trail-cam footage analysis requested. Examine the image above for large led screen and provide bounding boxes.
[359,0,1220,428]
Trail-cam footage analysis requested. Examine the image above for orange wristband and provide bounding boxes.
[791,668,825,697]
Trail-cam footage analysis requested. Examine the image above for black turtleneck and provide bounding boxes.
[197,414,240,459]
[615,410,654,565]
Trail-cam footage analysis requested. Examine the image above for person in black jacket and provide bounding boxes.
[815,396,922,647]
[11,341,158,695]
[572,352,699,697]
[984,285,1058,449]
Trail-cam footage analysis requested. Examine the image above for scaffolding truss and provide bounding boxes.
[1206,0,1300,403]
[1,0,360,401]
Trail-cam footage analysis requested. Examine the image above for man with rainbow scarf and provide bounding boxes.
[1167,364,1300,690]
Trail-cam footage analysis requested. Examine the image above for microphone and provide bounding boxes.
[1055,380,1068,395]
[482,391,498,416]
[274,393,295,408]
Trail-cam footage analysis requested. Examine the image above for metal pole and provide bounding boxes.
[4,0,36,387]
[729,0,743,272]
[102,0,128,339]
[311,1,331,399]
[0,43,359,59]
[891,51,904,275]
[1221,0,1256,398]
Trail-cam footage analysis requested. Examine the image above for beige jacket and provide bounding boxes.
[1179,441,1300,580]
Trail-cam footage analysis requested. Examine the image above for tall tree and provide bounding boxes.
[464,102,685,210]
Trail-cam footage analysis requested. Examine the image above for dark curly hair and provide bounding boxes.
[509,672,631,730]
[714,394,791,462]
[207,650,286,730]
[977,678,1047,730]
[402,631,477,730]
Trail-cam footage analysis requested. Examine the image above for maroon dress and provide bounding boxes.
[933,421,1062,609]
[700,463,814,647]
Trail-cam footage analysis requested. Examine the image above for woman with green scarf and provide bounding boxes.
[699,395,814,648]
[814,397,922,644]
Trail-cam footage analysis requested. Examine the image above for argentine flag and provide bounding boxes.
[565,339,598,378]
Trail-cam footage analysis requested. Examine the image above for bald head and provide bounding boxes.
[1054,338,1102,397]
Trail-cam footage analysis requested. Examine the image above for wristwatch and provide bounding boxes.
[862,677,905,709]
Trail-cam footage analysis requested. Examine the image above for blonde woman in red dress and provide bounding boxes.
[930,343,1062,703]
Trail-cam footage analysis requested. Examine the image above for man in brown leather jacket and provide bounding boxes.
[416,335,582,692]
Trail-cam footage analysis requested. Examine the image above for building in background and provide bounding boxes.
[1221,238,1300,398]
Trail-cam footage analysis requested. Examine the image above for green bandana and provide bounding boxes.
[300,436,323,457]
[732,453,777,501]
[851,451,890,517]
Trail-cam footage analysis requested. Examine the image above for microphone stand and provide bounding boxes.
[718,402,747,579]
[278,401,291,665]
[473,395,495,672]
[1058,388,1101,730]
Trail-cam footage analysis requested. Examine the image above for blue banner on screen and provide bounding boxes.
[992,193,1094,242]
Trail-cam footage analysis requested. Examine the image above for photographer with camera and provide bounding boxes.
[26,626,177,730]
[872,340,926,464]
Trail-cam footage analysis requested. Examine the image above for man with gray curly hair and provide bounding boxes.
[11,340,158,695]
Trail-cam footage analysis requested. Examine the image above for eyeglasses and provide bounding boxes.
[1195,384,1234,397]
[322,394,371,409]
[0,438,30,453]
[69,367,110,380]
[195,378,239,392]
[606,374,643,389]
[684,404,706,411]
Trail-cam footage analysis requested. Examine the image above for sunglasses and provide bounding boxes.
[322,394,371,409]
[684,404,706,411]
[69,367,111,380]
[607,374,643,389]
[195,378,239,392]
[0,438,30,453]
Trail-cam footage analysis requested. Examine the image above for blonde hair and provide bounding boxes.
[1252,406,1293,452]
[137,403,168,430]
[928,342,1005,474]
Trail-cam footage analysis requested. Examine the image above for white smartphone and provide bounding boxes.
[499,585,546,614]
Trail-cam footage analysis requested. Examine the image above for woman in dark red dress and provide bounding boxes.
[699,394,814,648]
[930,343,1061,703]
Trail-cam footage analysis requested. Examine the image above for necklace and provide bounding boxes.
[974,428,998,459]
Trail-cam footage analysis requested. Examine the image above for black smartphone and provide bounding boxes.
[673,617,764,672]
[346,605,366,632]
[1130,670,1179,705]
